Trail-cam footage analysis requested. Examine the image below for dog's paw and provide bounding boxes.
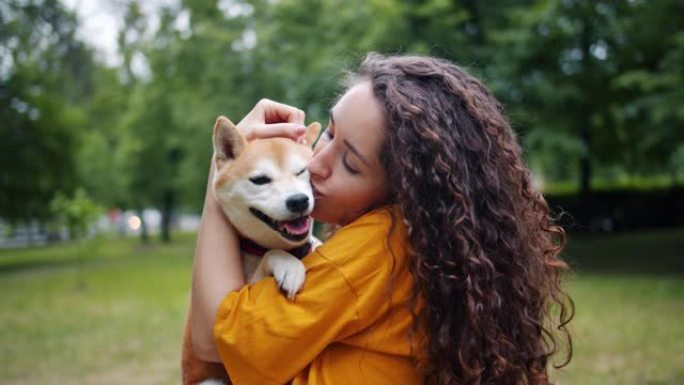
[264,250,306,300]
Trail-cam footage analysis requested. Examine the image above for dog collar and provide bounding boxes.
[239,237,312,260]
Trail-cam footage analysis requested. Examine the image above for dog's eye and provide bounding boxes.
[296,168,307,176]
[249,175,272,185]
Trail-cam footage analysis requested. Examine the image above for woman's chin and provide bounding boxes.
[312,205,368,227]
[310,207,333,224]
[311,205,348,226]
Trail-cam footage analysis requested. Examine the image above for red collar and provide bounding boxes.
[239,237,312,260]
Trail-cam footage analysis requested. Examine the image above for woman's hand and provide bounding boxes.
[237,98,307,141]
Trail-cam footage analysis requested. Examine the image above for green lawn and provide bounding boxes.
[1,229,682,385]
[0,234,195,385]
[554,228,684,385]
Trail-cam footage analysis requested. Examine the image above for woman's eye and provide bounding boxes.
[342,153,359,175]
[249,175,272,185]
[324,129,334,140]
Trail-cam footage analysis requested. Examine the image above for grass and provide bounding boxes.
[1,230,682,384]
[556,275,683,385]
[553,228,684,385]
[0,234,195,385]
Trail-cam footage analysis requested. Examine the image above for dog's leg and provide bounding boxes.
[250,250,306,300]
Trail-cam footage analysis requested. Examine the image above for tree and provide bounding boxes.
[50,188,103,289]
[0,0,94,225]
[119,4,194,242]
[76,66,132,211]
[493,0,684,192]
[611,0,684,177]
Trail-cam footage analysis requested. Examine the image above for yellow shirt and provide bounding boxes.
[213,207,421,384]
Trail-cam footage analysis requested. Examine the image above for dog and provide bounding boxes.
[181,116,322,385]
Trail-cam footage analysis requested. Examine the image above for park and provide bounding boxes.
[1,0,683,384]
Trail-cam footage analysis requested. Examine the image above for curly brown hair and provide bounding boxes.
[350,53,574,385]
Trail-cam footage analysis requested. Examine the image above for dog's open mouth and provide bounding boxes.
[249,208,311,242]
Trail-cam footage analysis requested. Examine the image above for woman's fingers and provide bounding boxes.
[246,123,306,141]
[258,99,306,125]
[236,99,306,140]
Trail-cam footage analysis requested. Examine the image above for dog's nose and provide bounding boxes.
[286,194,310,213]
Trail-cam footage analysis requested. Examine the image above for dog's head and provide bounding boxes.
[211,116,321,250]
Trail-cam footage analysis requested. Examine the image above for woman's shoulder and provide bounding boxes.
[339,205,399,231]
[313,205,408,278]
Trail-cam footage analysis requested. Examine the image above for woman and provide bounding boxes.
[191,53,573,385]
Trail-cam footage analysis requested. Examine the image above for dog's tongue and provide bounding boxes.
[281,217,311,235]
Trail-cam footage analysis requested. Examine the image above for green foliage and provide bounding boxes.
[0,0,94,223]
[492,0,684,188]
[50,188,102,240]
[2,0,683,224]
[75,66,133,209]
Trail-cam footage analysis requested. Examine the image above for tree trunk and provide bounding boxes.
[579,16,593,195]
[579,123,592,195]
[160,188,174,243]
[161,147,181,243]
[138,207,149,243]
[27,219,34,246]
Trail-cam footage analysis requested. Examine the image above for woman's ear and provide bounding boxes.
[305,122,322,148]
[212,116,246,170]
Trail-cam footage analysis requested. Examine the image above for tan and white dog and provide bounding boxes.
[182,116,322,385]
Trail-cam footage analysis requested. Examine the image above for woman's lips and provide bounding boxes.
[312,183,324,199]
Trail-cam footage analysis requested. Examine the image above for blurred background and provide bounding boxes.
[1,0,682,384]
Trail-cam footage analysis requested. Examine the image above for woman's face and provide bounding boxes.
[308,81,389,225]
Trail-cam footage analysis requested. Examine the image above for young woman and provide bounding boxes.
[191,53,573,385]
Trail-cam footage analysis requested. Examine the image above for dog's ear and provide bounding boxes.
[304,122,322,148]
[213,116,246,170]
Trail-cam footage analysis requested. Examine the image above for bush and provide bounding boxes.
[546,186,684,232]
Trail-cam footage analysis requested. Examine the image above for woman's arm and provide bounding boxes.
[190,167,244,362]
[190,99,308,362]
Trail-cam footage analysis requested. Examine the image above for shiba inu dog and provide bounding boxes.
[182,116,322,385]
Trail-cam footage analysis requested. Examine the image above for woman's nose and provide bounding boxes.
[308,146,331,179]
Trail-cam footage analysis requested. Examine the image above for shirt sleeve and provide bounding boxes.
[213,249,363,384]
